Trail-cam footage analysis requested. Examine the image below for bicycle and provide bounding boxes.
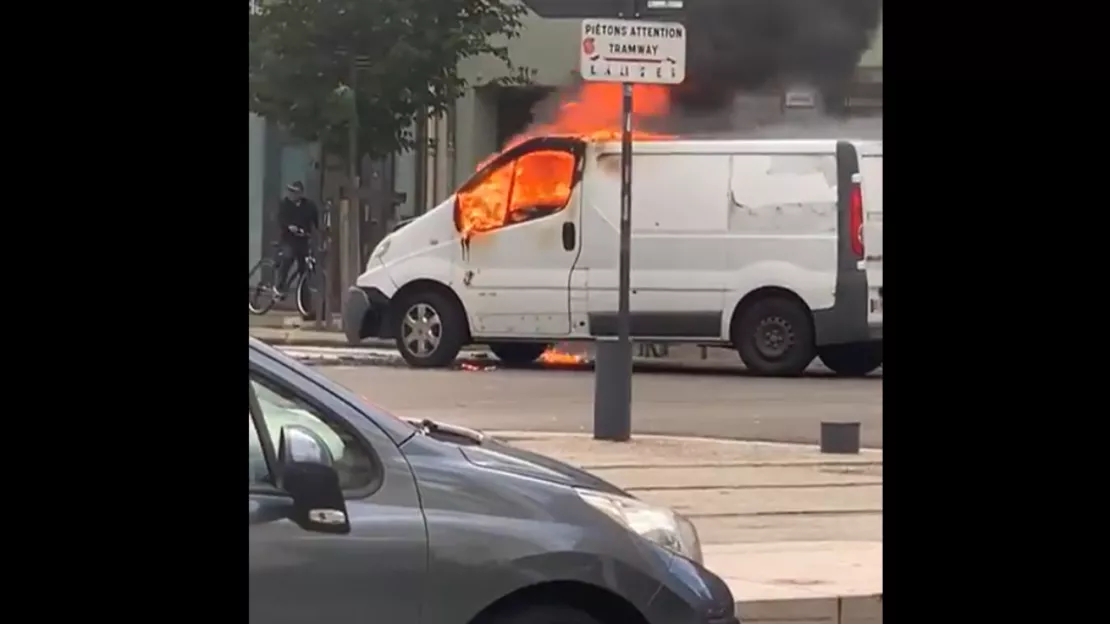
[248,228,320,320]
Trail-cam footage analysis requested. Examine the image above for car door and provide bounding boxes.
[453,139,585,337]
[248,357,428,624]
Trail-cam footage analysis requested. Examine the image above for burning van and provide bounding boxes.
[342,134,883,378]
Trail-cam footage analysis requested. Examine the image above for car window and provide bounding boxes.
[248,413,271,486]
[250,376,378,493]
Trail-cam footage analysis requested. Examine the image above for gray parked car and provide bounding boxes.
[249,337,739,624]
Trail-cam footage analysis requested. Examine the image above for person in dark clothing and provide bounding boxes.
[274,181,318,296]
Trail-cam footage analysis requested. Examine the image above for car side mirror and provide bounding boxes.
[276,427,349,534]
[278,425,335,468]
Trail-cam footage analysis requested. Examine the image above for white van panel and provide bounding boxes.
[578,152,729,325]
[721,153,839,323]
[860,155,883,325]
[630,154,730,233]
[363,199,460,295]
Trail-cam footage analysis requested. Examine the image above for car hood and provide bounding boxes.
[403,419,630,497]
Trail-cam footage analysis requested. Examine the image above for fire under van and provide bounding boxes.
[342,137,883,377]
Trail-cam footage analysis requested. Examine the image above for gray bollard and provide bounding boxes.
[593,338,633,441]
[820,422,861,454]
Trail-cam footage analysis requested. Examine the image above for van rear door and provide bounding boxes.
[859,147,883,326]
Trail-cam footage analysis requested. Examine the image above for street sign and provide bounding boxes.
[580,19,687,85]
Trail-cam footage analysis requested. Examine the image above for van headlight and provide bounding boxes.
[371,237,391,260]
[576,488,703,564]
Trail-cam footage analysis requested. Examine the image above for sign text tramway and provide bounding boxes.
[579,18,687,85]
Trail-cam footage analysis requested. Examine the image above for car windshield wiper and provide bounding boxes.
[406,419,486,445]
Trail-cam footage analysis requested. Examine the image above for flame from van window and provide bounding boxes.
[457,83,673,239]
[457,150,576,239]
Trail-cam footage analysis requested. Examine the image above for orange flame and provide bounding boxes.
[538,346,588,366]
[458,84,673,239]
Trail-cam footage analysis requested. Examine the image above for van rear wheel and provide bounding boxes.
[818,341,882,377]
[733,296,816,377]
[392,290,466,368]
[489,342,549,367]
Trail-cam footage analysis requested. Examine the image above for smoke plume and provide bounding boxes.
[502,0,883,150]
[673,0,882,112]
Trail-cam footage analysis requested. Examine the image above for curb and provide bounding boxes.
[737,593,882,624]
[278,348,490,369]
[251,334,398,350]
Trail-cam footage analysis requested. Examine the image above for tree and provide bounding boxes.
[249,0,528,162]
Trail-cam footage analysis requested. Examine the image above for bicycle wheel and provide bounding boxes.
[295,267,320,321]
[248,258,279,315]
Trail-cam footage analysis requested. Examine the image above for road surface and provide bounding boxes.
[316,366,883,448]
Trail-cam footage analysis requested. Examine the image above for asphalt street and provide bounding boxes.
[317,365,883,448]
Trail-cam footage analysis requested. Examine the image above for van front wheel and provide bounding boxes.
[818,341,883,377]
[393,291,466,368]
[734,296,816,377]
[489,342,550,367]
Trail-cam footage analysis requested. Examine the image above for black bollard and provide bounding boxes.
[820,422,861,454]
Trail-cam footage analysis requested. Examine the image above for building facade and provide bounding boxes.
[246,114,322,271]
[413,2,884,212]
[248,1,881,286]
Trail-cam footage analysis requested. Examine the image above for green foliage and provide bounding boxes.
[249,0,528,160]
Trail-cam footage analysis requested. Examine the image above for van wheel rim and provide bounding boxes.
[402,303,442,357]
[755,316,794,359]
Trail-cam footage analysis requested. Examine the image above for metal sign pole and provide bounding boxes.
[579,2,685,442]
[594,80,635,442]
[593,1,639,442]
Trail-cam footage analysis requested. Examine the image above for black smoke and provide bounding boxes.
[671,0,882,111]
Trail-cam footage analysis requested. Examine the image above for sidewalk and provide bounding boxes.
[489,432,882,624]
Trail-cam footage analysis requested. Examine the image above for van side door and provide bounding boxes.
[578,149,729,340]
[249,355,428,624]
[452,138,586,338]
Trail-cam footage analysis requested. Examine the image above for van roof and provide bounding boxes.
[590,138,882,156]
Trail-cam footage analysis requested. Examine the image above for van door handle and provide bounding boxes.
[562,222,576,251]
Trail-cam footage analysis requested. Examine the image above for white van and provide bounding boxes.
[343,137,883,377]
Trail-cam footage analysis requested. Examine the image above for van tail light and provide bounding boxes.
[849,173,864,257]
